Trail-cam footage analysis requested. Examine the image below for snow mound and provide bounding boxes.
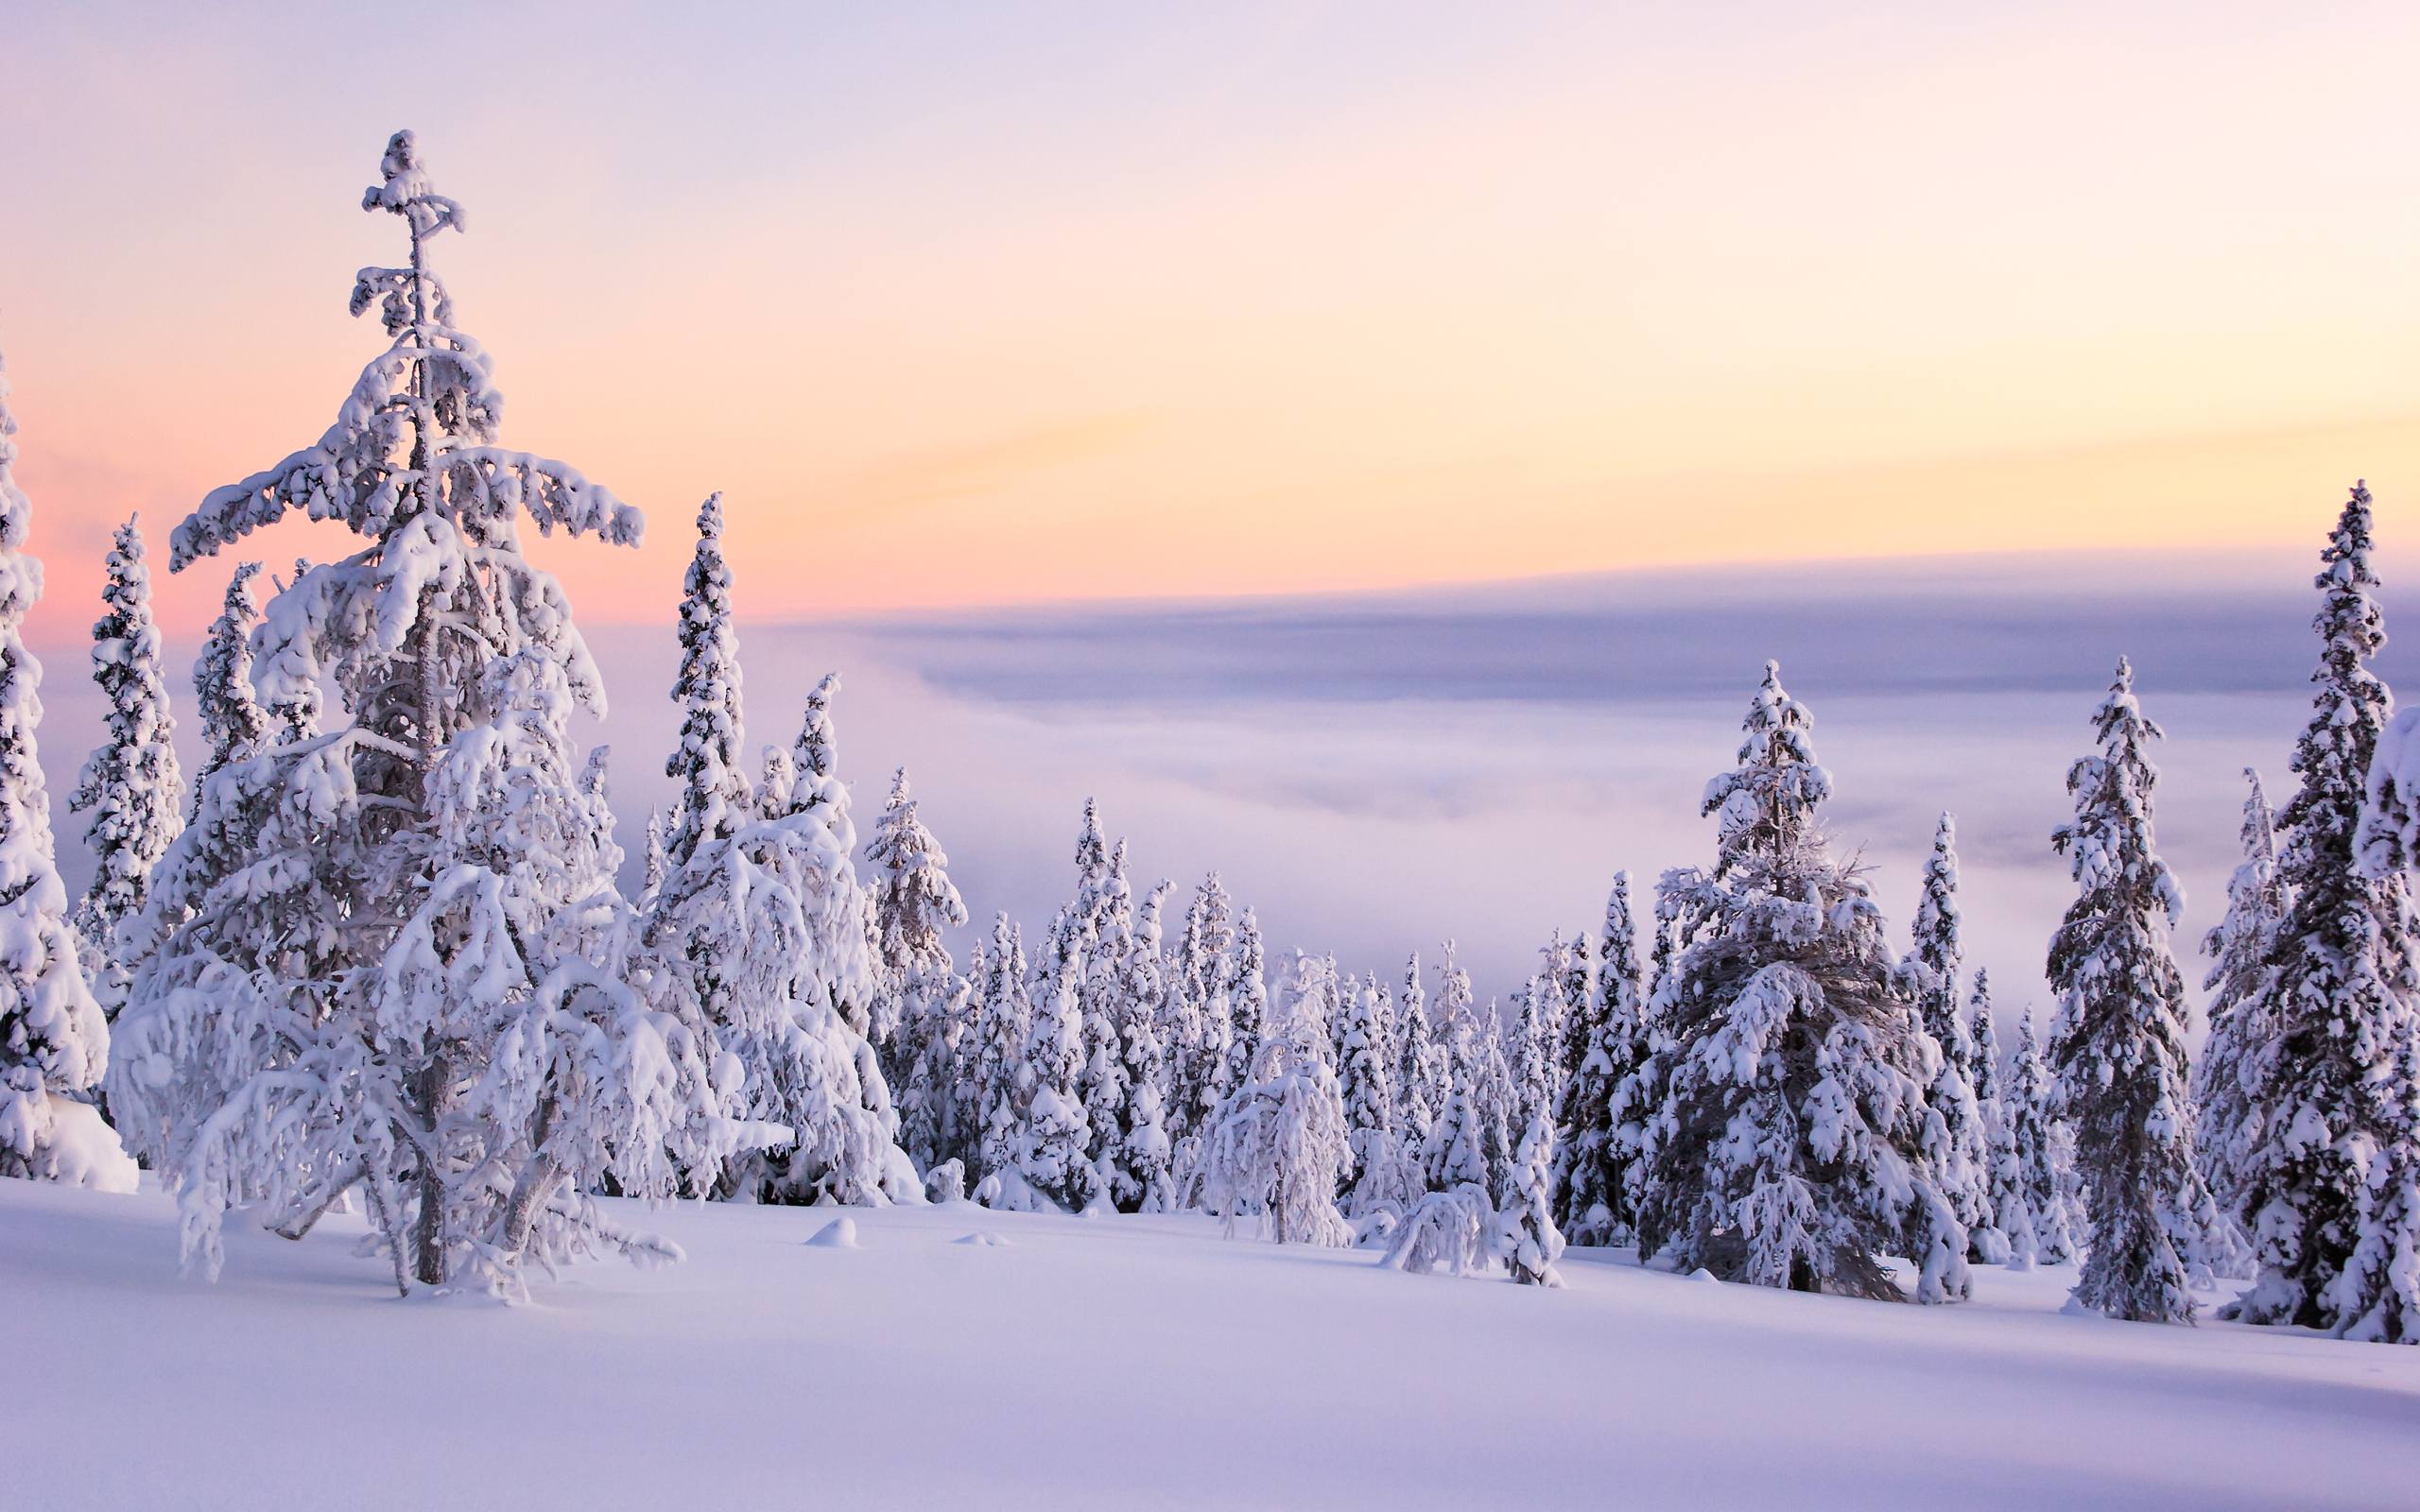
[37,1100,141,1194]
[1689,1267,1720,1283]
[953,1230,1011,1247]
[805,1217,861,1250]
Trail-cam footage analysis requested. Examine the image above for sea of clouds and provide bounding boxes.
[33,545,2399,1039]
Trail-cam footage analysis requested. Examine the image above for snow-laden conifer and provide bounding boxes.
[1165,871,1235,1152]
[2006,1006,2075,1264]
[1969,971,2028,1267]
[1635,662,1969,1301]
[1075,824,1135,1199]
[1336,962,1398,1202]
[1905,813,1997,1261]
[1394,950,1443,1164]
[1193,1009,1353,1246]
[1212,905,1269,1107]
[0,345,135,1193]
[662,492,749,871]
[67,515,185,1018]
[1553,871,1651,1245]
[1021,904,1094,1210]
[2228,485,2420,1339]
[109,134,727,1293]
[2192,770,2288,1228]
[968,915,1033,1199]
[1114,878,1178,1211]
[865,766,970,1176]
[1500,1113,1567,1286]
[2046,659,2215,1323]
[186,561,269,820]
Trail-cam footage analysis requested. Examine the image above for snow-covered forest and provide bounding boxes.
[6,131,2420,1509]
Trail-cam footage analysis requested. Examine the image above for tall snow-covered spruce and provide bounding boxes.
[2195,768,2286,1221]
[0,345,136,1193]
[2045,660,2211,1324]
[1635,662,1969,1301]
[68,515,185,1017]
[1553,872,1650,1245]
[1905,812,1997,1262]
[186,559,270,817]
[107,132,731,1297]
[662,490,751,872]
[2231,484,2420,1342]
[865,766,972,1177]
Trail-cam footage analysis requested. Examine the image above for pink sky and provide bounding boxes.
[4,2,2416,638]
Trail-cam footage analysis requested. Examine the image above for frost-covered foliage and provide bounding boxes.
[1377,1184,1494,1277]
[662,492,750,871]
[1020,905,1094,1210]
[2195,769,2286,1222]
[107,134,738,1297]
[2045,660,2216,1323]
[1193,1013,1353,1246]
[68,515,186,1018]
[1554,872,1651,1245]
[1904,813,1996,1261]
[1635,663,1969,1303]
[865,766,971,1176]
[0,344,136,1194]
[1165,870,1235,1151]
[187,560,270,819]
[2227,485,2420,1342]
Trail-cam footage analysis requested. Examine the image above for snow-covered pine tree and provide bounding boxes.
[639,807,669,900]
[2007,1005,2075,1264]
[1905,812,1997,1262]
[1336,961,1397,1201]
[1635,662,1969,1301]
[1499,1113,1567,1286]
[1971,971,2031,1267]
[2331,709,2420,1338]
[1528,934,1574,1121]
[1115,879,1177,1211]
[0,345,135,1193]
[2046,659,2212,1323]
[2227,485,2420,1341]
[969,915,1034,1200]
[1193,1007,1353,1246]
[1395,951,1445,1176]
[1076,826,1135,1202]
[1165,870,1235,1153]
[662,491,749,873]
[1213,905,1269,1107]
[110,133,728,1293]
[1021,904,1094,1210]
[1471,1004,1522,1204]
[1507,972,1557,1145]
[1553,871,1651,1245]
[67,515,186,1019]
[864,766,970,1177]
[185,561,269,821]
[2196,769,2285,1218]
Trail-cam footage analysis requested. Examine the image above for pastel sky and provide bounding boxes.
[5,1,2418,635]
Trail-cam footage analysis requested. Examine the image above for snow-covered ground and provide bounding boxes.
[9,1178,2415,1511]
